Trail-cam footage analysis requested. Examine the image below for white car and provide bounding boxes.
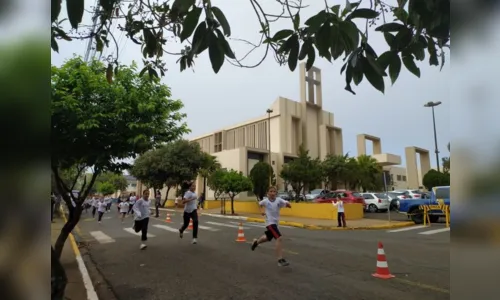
[393,189,423,199]
[361,193,391,212]
[305,189,329,200]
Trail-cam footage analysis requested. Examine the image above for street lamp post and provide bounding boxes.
[266,109,273,184]
[424,101,442,172]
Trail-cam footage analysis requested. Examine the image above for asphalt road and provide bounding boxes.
[76,209,450,300]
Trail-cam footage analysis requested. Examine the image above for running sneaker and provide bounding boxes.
[140,244,147,250]
[278,259,290,267]
[251,239,258,251]
[192,238,197,244]
[179,229,183,239]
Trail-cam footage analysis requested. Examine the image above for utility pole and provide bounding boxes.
[266,109,273,185]
[424,101,442,172]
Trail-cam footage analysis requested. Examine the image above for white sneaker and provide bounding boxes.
[140,243,147,250]
[192,238,197,244]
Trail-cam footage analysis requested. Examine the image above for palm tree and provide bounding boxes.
[199,153,221,199]
[322,153,351,190]
[354,155,382,192]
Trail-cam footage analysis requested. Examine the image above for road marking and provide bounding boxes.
[230,221,261,228]
[205,221,247,229]
[153,224,179,233]
[418,227,450,235]
[198,225,219,232]
[89,231,115,244]
[387,225,427,233]
[394,278,449,294]
[123,228,156,237]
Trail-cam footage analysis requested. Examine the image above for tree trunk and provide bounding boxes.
[230,196,235,215]
[51,246,67,300]
[203,176,207,198]
[163,186,171,206]
[54,204,83,259]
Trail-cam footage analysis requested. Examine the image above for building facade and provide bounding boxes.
[137,63,431,199]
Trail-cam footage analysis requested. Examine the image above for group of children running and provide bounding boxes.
[84,183,346,267]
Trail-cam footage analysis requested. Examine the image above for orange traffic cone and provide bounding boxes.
[165,213,172,223]
[188,219,193,230]
[235,223,246,242]
[372,242,395,279]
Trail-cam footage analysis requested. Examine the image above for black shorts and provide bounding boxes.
[264,224,282,241]
[121,212,127,216]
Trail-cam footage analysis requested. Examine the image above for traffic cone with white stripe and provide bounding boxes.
[165,213,172,223]
[235,222,246,242]
[188,219,193,230]
[372,242,395,279]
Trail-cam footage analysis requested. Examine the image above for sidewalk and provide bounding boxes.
[202,212,414,230]
[51,216,95,300]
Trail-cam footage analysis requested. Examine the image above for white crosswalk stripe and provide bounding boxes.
[153,224,179,233]
[419,227,450,235]
[89,231,115,244]
[205,221,248,229]
[123,227,156,237]
[198,225,219,232]
[387,225,427,233]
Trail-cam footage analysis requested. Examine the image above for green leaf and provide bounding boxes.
[352,65,363,85]
[305,11,328,34]
[393,7,408,24]
[361,56,385,93]
[211,7,231,37]
[440,52,445,71]
[344,64,356,95]
[95,36,104,52]
[375,22,406,32]
[389,54,401,85]
[365,54,386,76]
[191,22,208,55]
[216,29,235,59]
[272,29,294,41]
[100,0,114,12]
[52,0,61,23]
[51,35,59,52]
[394,27,413,50]
[315,23,332,59]
[106,63,113,84]
[293,14,300,31]
[208,33,225,73]
[67,0,84,29]
[330,5,341,15]
[347,9,379,20]
[148,67,159,79]
[306,47,316,70]
[172,0,195,15]
[54,27,72,41]
[299,39,311,60]
[143,29,157,57]
[287,34,300,71]
[180,6,202,42]
[139,66,147,77]
[376,51,394,70]
[330,25,343,59]
[339,21,359,52]
[410,42,425,61]
[384,32,395,48]
[402,56,420,77]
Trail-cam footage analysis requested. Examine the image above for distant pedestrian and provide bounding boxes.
[251,186,292,267]
[333,194,346,228]
[118,199,130,223]
[198,193,205,210]
[128,193,137,214]
[91,196,99,218]
[178,182,199,244]
[155,190,161,218]
[132,190,151,250]
[97,197,107,224]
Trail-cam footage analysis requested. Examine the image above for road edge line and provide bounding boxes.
[60,208,99,300]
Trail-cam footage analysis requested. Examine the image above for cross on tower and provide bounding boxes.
[299,63,322,108]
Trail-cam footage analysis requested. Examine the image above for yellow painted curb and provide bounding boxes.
[245,216,415,231]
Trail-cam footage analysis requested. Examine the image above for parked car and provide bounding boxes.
[361,193,390,212]
[393,189,422,199]
[397,186,450,224]
[277,191,292,201]
[305,189,329,200]
[314,190,366,209]
[387,191,411,210]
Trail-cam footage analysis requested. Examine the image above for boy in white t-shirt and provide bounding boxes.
[332,194,346,227]
[118,199,130,223]
[251,186,292,267]
[178,182,199,244]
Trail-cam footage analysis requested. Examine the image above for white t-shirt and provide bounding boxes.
[97,201,107,212]
[129,196,137,204]
[332,200,345,213]
[259,197,289,226]
[92,198,99,207]
[118,202,129,213]
[183,191,198,213]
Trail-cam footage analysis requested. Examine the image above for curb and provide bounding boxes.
[202,213,248,220]
[246,217,415,230]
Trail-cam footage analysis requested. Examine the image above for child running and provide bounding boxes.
[118,199,130,223]
[251,186,292,267]
[96,197,107,224]
[178,182,199,244]
[132,190,151,250]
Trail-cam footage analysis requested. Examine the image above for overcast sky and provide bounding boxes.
[46,0,453,167]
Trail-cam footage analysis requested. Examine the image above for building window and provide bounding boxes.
[396,175,402,181]
[130,183,137,187]
[402,175,407,182]
[214,132,222,152]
